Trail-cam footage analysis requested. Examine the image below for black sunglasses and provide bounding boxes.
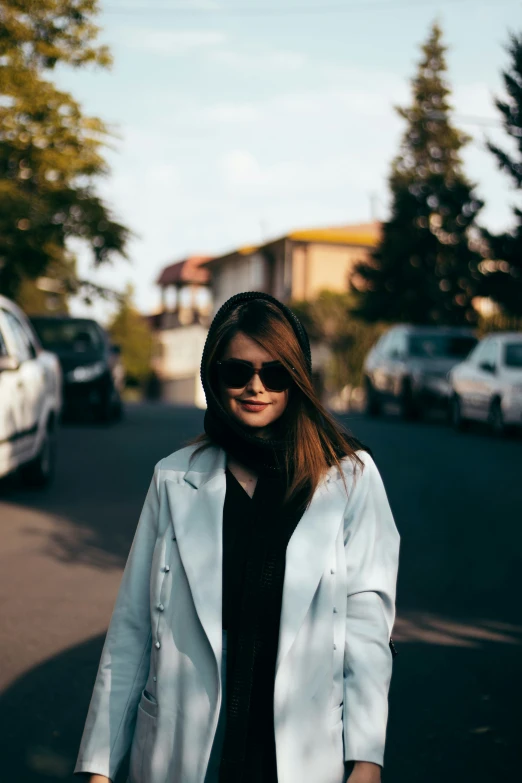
[216,359,294,392]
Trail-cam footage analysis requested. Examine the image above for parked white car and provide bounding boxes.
[449,332,522,435]
[0,295,62,485]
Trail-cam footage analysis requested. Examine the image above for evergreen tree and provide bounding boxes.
[482,32,522,316]
[352,23,483,325]
[291,291,384,392]
[0,0,129,301]
[108,284,152,389]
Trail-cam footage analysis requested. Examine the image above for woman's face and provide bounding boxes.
[218,331,289,435]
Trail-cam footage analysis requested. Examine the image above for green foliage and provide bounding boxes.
[352,22,483,326]
[0,0,129,301]
[477,311,522,337]
[108,284,152,388]
[481,32,522,317]
[291,291,385,392]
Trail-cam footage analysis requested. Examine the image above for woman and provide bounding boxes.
[75,292,400,783]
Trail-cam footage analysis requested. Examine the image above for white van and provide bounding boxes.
[0,295,62,485]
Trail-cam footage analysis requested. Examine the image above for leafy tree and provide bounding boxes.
[352,22,483,326]
[108,284,152,389]
[481,32,522,316]
[0,0,129,302]
[291,291,384,393]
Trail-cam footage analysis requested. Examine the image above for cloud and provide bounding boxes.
[123,28,227,55]
[220,150,264,187]
[203,102,263,124]
[211,49,307,72]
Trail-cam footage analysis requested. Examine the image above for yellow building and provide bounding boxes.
[207,222,381,312]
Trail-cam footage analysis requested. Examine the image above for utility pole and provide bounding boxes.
[369,192,378,222]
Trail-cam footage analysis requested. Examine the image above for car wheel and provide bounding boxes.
[20,424,56,488]
[451,394,468,432]
[488,398,505,437]
[400,379,419,420]
[364,377,381,417]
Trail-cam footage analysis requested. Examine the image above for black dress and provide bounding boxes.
[218,468,307,783]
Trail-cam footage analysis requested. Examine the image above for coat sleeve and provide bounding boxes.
[342,451,400,768]
[74,460,162,780]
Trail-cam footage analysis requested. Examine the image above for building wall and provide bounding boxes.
[151,323,208,407]
[209,239,375,311]
[212,252,269,313]
[290,242,371,301]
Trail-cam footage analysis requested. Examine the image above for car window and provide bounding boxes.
[1,309,37,363]
[31,319,104,353]
[408,333,477,359]
[504,343,522,368]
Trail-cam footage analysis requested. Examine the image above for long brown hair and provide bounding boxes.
[197,299,364,506]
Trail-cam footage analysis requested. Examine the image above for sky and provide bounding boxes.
[56,0,522,323]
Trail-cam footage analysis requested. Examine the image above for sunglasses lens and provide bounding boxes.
[218,362,253,388]
[261,365,292,392]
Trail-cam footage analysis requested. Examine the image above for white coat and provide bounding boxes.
[74,443,400,783]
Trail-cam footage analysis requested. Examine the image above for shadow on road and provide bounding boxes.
[0,626,520,783]
[0,404,205,570]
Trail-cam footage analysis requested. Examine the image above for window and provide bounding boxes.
[408,333,477,359]
[505,343,522,368]
[31,318,103,353]
[2,309,37,363]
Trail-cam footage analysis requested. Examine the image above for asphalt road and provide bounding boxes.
[0,402,520,783]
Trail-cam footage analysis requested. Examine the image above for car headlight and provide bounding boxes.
[67,361,106,383]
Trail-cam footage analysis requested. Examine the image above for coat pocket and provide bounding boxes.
[129,692,157,782]
[139,688,158,718]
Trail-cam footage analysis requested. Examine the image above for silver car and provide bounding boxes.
[363,325,477,419]
[449,332,522,435]
[0,295,62,485]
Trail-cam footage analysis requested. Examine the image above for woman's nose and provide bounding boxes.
[246,370,265,393]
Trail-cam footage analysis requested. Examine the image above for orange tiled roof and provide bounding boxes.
[157,255,212,287]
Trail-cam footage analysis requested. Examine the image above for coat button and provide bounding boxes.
[155,641,161,649]
[165,565,170,573]
[333,644,337,650]
[157,604,164,612]
[330,568,335,575]
[153,676,157,682]
[333,607,338,613]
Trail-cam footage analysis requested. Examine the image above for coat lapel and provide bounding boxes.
[164,447,227,664]
[277,471,348,670]
[164,448,348,677]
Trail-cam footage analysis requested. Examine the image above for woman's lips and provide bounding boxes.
[238,400,270,413]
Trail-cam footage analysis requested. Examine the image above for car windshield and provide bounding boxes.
[31,319,103,353]
[505,343,522,368]
[408,334,477,359]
